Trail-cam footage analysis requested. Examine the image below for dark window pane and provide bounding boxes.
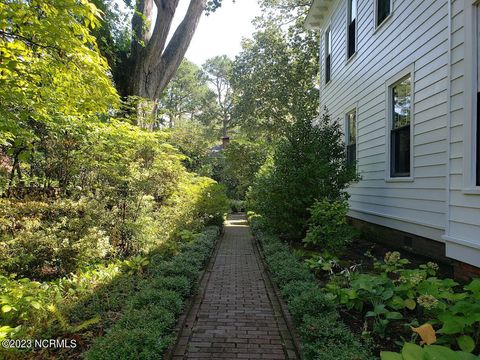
[377,0,390,26]
[477,92,480,186]
[347,144,356,166]
[348,19,356,58]
[391,125,410,177]
[392,76,411,129]
[326,54,331,83]
[325,28,331,83]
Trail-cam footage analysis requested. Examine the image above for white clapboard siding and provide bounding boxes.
[315,0,480,266]
[444,1,480,266]
[318,0,449,247]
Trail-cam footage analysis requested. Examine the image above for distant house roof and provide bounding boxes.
[304,0,335,30]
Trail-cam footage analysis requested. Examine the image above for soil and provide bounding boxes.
[290,235,456,355]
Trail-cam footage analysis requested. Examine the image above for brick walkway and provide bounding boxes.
[171,214,299,360]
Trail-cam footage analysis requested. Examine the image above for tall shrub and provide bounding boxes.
[247,113,358,240]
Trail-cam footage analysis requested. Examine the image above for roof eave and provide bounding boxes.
[304,0,332,30]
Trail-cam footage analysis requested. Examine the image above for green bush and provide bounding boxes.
[247,114,358,240]
[281,280,318,302]
[300,314,373,360]
[250,216,372,360]
[0,198,112,279]
[229,199,245,213]
[303,198,355,254]
[85,225,220,360]
[145,275,192,298]
[222,140,268,199]
[380,343,479,360]
[128,289,183,316]
[288,287,335,323]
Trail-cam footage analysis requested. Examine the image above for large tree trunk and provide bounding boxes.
[128,0,206,101]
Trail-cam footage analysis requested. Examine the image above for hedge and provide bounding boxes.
[250,215,373,360]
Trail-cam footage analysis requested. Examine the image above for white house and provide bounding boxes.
[305,0,480,272]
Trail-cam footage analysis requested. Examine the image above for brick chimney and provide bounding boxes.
[222,136,230,149]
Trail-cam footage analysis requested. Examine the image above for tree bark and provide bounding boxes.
[128,0,206,101]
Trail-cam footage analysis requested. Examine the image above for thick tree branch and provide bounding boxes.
[146,0,180,68]
[152,0,206,98]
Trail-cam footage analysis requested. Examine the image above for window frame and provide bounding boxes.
[374,0,393,31]
[346,0,358,60]
[462,1,480,193]
[385,66,414,182]
[345,108,358,168]
[325,26,332,84]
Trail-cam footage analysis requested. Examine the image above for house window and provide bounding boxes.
[347,0,357,58]
[346,110,357,166]
[477,8,480,186]
[477,92,479,185]
[325,27,331,83]
[390,76,411,177]
[376,0,391,27]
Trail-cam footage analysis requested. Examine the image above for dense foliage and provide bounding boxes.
[247,114,358,240]
[232,26,319,139]
[0,0,119,146]
[303,199,355,254]
[0,2,229,358]
[85,227,220,360]
[1,226,220,359]
[221,140,269,200]
[323,251,480,355]
[249,214,373,360]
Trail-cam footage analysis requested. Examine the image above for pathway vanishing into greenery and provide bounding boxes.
[171,214,299,360]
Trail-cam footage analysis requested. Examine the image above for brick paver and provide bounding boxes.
[171,214,299,360]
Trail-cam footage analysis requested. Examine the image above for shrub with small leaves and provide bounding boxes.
[303,198,355,254]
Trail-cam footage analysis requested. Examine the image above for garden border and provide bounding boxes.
[163,227,223,359]
[252,234,303,359]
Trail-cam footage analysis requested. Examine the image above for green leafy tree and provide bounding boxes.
[222,140,269,199]
[165,120,217,173]
[158,59,216,128]
[247,114,359,240]
[0,0,119,190]
[231,0,319,140]
[202,55,234,137]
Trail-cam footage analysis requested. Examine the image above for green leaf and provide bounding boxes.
[423,345,458,360]
[405,298,417,310]
[30,301,41,310]
[464,279,480,296]
[457,336,475,353]
[402,343,423,360]
[71,315,101,333]
[390,296,406,309]
[382,288,394,300]
[380,351,403,360]
[438,315,465,335]
[386,311,403,320]
[1,305,12,313]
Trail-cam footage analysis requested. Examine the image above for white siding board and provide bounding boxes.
[317,0,480,266]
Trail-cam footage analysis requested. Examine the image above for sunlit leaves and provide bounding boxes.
[0,0,119,145]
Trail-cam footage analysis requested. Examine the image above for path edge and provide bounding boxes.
[252,233,304,359]
[163,226,224,360]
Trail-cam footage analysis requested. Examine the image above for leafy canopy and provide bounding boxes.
[0,0,119,144]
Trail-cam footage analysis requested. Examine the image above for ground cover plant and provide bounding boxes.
[318,249,480,357]
[249,213,373,360]
[1,226,221,359]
